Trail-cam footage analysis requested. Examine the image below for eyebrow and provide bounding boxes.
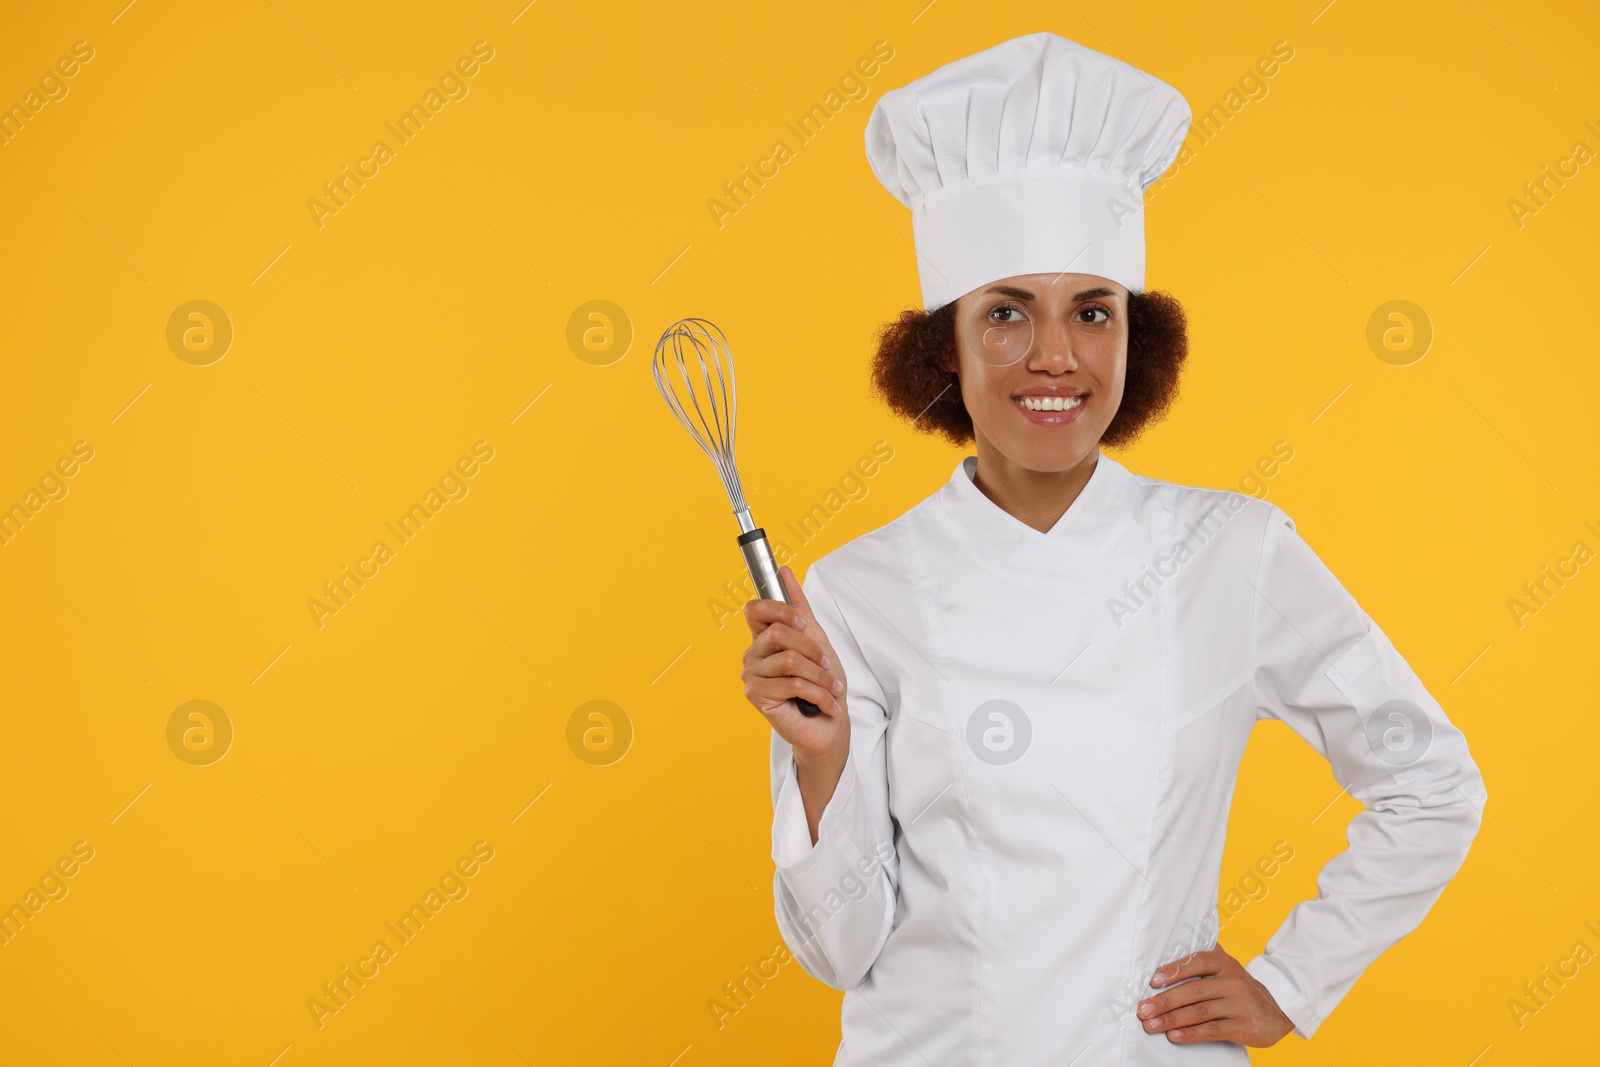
[981,284,1118,301]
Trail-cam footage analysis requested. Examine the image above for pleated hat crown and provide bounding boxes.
[864,32,1191,310]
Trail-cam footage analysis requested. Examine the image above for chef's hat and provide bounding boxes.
[864,32,1191,310]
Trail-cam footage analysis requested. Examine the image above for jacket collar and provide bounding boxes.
[934,449,1136,569]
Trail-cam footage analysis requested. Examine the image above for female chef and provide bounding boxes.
[741,32,1486,1066]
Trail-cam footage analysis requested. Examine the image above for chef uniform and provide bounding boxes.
[767,31,1488,1066]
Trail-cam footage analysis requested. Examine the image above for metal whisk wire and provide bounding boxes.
[651,317,753,529]
[650,315,823,717]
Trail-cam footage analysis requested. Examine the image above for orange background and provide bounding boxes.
[0,1,1596,1064]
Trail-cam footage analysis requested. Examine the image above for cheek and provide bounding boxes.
[1091,339,1128,401]
[948,347,976,395]
[1108,356,1128,402]
[959,361,1011,416]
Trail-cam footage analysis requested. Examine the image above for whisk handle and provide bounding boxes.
[738,527,824,717]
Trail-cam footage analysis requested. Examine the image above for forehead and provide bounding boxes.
[966,272,1127,303]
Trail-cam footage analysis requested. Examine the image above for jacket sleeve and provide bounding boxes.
[1241,504,1487,1039]
[768,560,899,990]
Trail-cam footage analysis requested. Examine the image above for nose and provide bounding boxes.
[1026,312,1078,372]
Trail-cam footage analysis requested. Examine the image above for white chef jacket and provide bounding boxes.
[769,451,1486,1066]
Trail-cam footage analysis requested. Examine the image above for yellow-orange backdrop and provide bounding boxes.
[1,1,1596,1064]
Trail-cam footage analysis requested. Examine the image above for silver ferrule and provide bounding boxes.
[738,528,787,604]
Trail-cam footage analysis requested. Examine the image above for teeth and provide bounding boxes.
[1018,395,1084,411]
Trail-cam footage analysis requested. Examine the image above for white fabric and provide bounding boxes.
[769,452,1487,1065]
[864,32,1192,309]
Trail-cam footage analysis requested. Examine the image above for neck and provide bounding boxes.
[970,437,1101,535]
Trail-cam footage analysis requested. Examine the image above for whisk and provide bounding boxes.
[651,317,822,717]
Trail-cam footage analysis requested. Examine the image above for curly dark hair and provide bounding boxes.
[869,290,1189,450]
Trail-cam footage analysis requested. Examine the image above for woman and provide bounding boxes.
[742,32,1486,1065]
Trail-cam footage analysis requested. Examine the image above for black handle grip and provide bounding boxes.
[796,697,823,717]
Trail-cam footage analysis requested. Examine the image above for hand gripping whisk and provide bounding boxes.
[651,317,823,716]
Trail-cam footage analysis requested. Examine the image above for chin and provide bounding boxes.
[997,430,1099,473]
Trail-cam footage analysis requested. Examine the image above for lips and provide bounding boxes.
[1016,394,1084,412]
[1011,390,1088,425]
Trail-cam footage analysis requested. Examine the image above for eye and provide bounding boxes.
[988,302,1027,324]
[1077,304,1112,324]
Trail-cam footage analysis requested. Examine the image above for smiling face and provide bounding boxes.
[943,272,1129,475]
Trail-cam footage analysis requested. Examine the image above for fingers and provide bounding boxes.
[1138,946,1290,1048]
[744,618,829,673]
[740,566,848,719]
[781,564,843,665]
[1159,1019,1234,1044]
[742,595,789,637]
[780,565,813,623]
[1149,948,1224,988]
[1139,979,1222,1030]
[744,566,839,666]
[1140,976,1223,1022]
[745,643,840,700]
[743,657,844,717]
[1140,950,1230,1038]
[743,588,813,644]
[1144,997,1228,1040]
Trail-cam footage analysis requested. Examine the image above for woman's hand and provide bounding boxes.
[742,565,850,761]
[743,565,851,845]
[1136,945,1293,1047]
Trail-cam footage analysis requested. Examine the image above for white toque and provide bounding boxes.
[864,31,1191,310]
